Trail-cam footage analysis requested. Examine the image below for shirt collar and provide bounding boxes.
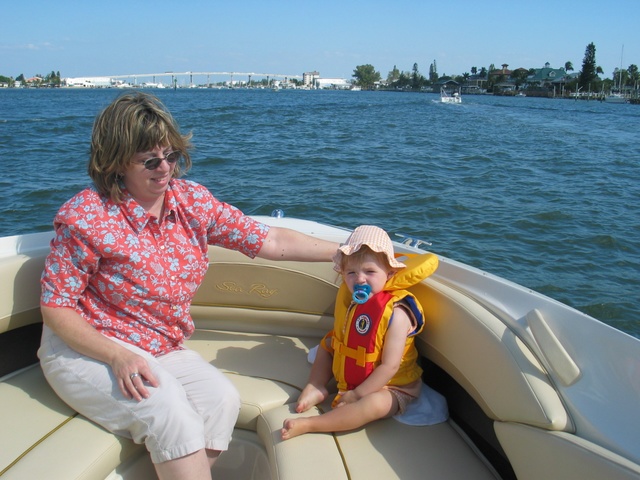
[119,181,177,233]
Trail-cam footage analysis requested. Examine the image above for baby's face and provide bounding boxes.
[342,254,392,296]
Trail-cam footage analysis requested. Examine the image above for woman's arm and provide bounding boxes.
[41,305,159,401]
[257,226,339,262]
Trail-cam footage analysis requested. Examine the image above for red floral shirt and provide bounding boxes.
[41,179,269,356]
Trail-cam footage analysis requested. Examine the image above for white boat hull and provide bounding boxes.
[605,94,627,103]
[1,216,639,479]
[440,87,462,104]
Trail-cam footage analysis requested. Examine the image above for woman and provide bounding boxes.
[38,92,338,480]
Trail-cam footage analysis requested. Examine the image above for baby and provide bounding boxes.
[282,225,438,440]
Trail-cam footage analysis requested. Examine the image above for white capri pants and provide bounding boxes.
[38,326,241,464]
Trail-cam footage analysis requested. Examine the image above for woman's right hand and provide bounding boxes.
[110,348,160,401]
[41,306,160,402]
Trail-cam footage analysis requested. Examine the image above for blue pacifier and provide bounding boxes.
[352,284,372,304]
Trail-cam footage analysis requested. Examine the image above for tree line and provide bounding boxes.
[352,43,639,94]
[0,71,62,87]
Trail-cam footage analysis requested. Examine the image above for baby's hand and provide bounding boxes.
[336,390,359,407]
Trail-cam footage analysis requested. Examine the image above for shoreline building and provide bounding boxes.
[303,71,319,88]
[64,77,112,88]
[303,71,351,89]
[315,78,351,89]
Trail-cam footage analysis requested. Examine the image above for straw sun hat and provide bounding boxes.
[333,225,406,273]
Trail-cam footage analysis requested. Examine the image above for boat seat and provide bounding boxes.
[1,325,500,480]
[257,403,498,480]
[0,364,143,479]
[4,243,636,479]
[190,326,500,480]
[0,247,495,480]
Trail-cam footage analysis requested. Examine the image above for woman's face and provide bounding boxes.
[342,253,393,296]
[122,145,177,208]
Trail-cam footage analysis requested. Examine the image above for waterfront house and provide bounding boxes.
[489,64,512,83]
[527,64,567,88]
[462,73,488,94]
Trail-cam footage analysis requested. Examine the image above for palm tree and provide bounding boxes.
[565,61,574,72]
[628,64,639,92]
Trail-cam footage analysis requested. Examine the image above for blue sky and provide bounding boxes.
[2,0,639,81]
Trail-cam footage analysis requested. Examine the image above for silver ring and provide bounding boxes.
[130,373,140,380]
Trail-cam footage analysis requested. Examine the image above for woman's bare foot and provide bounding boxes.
[296,383,328,413]
[281,417,311,440]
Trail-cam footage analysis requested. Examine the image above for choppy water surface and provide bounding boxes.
[1,88,638,337]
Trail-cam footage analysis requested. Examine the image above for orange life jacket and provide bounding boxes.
[330,253,438,391]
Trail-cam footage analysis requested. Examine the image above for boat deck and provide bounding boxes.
[2,227,639,479]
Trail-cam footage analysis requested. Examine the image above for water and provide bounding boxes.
[1,88,639,338]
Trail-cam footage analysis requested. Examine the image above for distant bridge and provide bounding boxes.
[93,71,303,85]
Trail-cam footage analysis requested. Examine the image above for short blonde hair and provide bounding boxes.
[88,92,193,202]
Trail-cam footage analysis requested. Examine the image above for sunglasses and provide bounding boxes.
[137,151,181,170]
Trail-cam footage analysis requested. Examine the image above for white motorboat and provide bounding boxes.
[441,87,462,104]
[605,93,628,103]
[1,215,639,479]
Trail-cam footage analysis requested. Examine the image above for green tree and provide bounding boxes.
[565,61,574,72]
[578,42,598,89]
[628,64,639,89]
[387,65,400,84]
[612,67,630,89]
[411,63,425,90]
[428,60,438,83]
[394,71,411,89]
[352,64,381,90]
[44,70,61,86]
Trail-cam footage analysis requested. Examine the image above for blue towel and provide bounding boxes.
[393,383,449,426]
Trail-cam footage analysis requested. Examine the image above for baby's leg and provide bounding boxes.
[283,389,398,440]
[296,346,333,413]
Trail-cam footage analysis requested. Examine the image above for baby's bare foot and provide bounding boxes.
[296,384,328,413]
[281,417,309,440]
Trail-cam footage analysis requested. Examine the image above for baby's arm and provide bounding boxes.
[339,305,411,404]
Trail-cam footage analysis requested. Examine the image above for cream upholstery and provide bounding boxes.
[2,242,637,479]
[0,255,45,333]
[257,403,499,480]
[495,422,640,479]
[412,280,572,431]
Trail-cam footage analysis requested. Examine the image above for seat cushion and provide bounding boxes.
[256,402,499,480]
[186,329,320,429]
[0,365,143,480]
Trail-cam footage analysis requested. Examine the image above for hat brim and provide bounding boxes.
[333,241,406,272]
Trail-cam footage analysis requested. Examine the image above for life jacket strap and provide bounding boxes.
[332,336,378,367]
